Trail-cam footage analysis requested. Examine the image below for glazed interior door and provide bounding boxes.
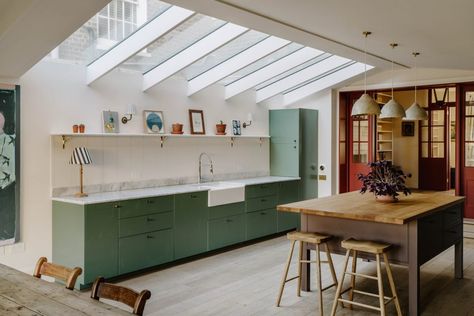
[419,108,449,190]
[463,90,474,218]
[349,114,373,191]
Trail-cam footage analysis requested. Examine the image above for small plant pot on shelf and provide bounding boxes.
[216,123,227,135]
[171,123,183,134]
[375,195,398,203]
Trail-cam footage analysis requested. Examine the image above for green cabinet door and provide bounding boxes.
[208,214,245,250]
[84,202,119,284]
[119,229,173,274]
[300,109,318,200]
[174,192,208,259]
[246,209,277,240]
[277,181,300,232]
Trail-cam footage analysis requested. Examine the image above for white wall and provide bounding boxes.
[0,60,271,272]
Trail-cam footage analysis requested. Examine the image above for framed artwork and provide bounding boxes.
[232,120,241,136]
[189,109,205,134]
[102,111,119,133]
[401,121,415,136]
[144,110,165,134]
[0,86,20,246]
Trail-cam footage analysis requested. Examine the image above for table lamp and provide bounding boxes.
[70,147,92,197]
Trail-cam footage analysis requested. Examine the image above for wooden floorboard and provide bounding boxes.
[87,237,474,315]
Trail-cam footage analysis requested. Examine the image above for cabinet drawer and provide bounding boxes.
[175,191,207,210]
[444,224,463,248]
[278,181,300,204]
[246,208,277,240]
[119,211,173,238]
[418,212,443,264]
[209,202,244,220]
[443,206,462,229]
[119,195,173,219]
[246,183,278,199]
[208,214,245,250]
[119,229,173,274]
[246,195,277,213]
[277,211,299,232]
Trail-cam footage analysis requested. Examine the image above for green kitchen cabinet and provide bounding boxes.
[174,191,208,259]
[245,184,278,240]
[277,180,300,232]
[246,209,277,240]
[208,214,245,250]
[270,109,318,200]
[53,201,119,289]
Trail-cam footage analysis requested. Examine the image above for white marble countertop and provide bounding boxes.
[52,176,300,205]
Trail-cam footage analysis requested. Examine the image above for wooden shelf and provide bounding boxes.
[51,133,270,149]
[377,130,393,133]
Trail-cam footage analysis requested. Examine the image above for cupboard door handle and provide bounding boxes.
[226,219,233,223]
[113,204,122,209]
[448,230,458,234]
[260,212,266,215]
[146,217,155,222]
[293,146,297,149]
[191,195,198,199]
[261,199,267,202]
[147,235,154,239]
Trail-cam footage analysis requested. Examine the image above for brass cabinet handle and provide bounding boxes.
[113,204,122,208]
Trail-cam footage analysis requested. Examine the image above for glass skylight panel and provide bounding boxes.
[254,53,331,90]
[180,30,269,80]
[219,43,304,86]
[51,0,172,64]
[120,14,226,72]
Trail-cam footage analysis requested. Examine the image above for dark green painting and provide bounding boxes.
[0,87,20,246]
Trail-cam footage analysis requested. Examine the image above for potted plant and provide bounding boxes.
[216,120,226,135]
[358,160,411,202]
[171,123,183,134]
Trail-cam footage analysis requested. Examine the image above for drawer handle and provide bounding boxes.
[261,199,267,202]
[191,195,198,199]
[226,219,233,223]
[448,230,459,234]
[113,204,122,209]
[447,211,458,215]
[146,217,155,222]
[147,235,154,239]
[146,200,155,204]
[260,212,266,215]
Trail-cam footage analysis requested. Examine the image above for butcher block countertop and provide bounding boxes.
[277,191,465,225]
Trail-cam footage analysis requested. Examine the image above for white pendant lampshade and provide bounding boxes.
[351,93,380,116]
[404,102,428,120]
[380,98,406,119]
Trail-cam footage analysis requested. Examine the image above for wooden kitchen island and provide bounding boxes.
[277,191,465,316]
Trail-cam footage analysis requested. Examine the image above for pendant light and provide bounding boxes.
[380,43,406,119]
[351,31,380,116]
[404,52,428,121]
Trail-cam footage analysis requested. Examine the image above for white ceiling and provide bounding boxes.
[166,0,474,71]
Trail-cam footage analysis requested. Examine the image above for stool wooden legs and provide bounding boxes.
[376,254,386,316]
[330,250,351,316]
[297,241,303,297]
[349,250,357,309]
[315,244,323,316]
[383,253,402,316]
[277,240,297,307]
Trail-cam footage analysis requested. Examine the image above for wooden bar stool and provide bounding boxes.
[276,231,338,315]
[330,238,403,316]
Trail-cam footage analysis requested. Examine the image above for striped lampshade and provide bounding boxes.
[70,147,92,165]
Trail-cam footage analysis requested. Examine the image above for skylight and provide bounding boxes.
[51,0,373,103]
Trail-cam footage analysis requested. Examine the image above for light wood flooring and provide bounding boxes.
[99,237,474,315]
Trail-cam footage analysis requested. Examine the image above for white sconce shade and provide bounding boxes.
[380,99,406,119]
[125,104,137,115]
[351,93,380,116]
[247,113,253,122]
[404,102,428,121]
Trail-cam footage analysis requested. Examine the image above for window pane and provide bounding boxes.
[420,119,429,127]
[467,106,474,116]
[421,126,428,141]
[339,121,346,141]
[352,121,359,142]
[339,143,346,164]
[360,120,368,141]
[431,126,444,142]
[352,143,359,163]
[117,20,124,40]
[421,142,429,158]
[98,17,108,39]
[431,110,444,125]
[432,143,444,158]
[466,117,474,141]
[466,143,474,167]
[124,1,132,22]
[360,143,368,163]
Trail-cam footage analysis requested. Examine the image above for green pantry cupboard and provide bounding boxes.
[52,180,300,289]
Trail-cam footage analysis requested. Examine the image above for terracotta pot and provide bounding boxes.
[375,195,398,203]
[171,123,183,134]
[72,124,79,133]
[216,123,226,135]
[79,124,85,133]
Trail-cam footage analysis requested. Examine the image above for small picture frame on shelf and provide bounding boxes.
[102,111,119,133]
[401,121,415,136]
[189,109,205,134]
[232,120,241,135]
[144,110,165,134]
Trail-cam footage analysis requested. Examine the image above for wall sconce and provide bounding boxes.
[121,104,136,124]
[243,113,253,128]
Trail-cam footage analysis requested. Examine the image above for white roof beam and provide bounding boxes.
[86,6,194,85]
[143,23,248,91]
[224,47,323,100]
[187,36,290,96]
[283,62,370,105]
[256,55,350,103]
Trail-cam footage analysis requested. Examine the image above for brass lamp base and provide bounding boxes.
[75,192,88,198]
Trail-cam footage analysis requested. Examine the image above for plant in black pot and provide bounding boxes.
[357,160,411,202]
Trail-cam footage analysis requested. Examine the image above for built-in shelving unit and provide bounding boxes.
[376,120,393,162]
[51,133,270,149]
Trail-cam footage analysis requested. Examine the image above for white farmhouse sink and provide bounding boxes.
[194,181,245,207]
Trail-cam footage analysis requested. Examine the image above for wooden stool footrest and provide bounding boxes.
[344,271,378,280]
[337,298,381,312]
[300,260,330,264]
[353,289,393,301]
[321,283,337,292]
[283,276,299,283]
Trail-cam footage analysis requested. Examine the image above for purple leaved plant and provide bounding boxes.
[357,160,411,199]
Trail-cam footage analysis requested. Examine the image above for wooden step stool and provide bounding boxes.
[330,238,403,316]
[276,231,338,315]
